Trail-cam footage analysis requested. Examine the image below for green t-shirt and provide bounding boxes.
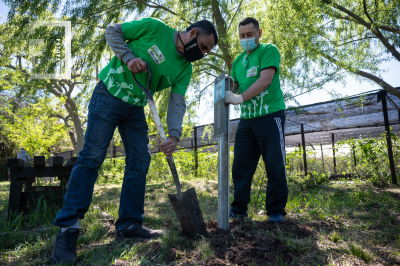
[98,17,193,106]
[231,43,285,119]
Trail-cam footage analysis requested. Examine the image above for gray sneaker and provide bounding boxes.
[117,223,164,240]
[51,228,79,265]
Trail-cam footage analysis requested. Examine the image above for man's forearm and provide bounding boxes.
[167,92,186,140]
[241,77,271,102]
[105,23,136,63]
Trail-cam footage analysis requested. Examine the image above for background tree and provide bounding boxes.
[256,0,400,99]
[0,96,69,158]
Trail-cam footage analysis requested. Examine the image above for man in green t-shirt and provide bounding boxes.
[51,17,218,265]
[225,17,288,224]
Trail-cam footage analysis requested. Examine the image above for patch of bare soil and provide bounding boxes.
[203,219,318,265]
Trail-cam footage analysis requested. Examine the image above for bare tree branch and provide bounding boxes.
[319,51,400,97]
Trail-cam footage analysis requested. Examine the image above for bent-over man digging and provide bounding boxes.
[51,17,218,265]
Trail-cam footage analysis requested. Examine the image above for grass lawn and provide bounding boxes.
[0,175,400,265]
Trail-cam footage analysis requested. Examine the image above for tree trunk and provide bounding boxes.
[211,0,233,73]
[71,112,85,155]
[64,102,84,155]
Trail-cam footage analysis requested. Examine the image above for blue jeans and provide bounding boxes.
[231,114,288,216]
[53,81,151,232]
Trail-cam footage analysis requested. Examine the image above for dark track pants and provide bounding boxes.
[230,114,288,216]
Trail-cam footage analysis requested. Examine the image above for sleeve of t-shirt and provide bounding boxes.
[122,17,156,41]
[171,65,193,95]
[260,45,280,74]
[231,63,238,83]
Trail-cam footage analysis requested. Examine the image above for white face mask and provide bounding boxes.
[240,34,258,51]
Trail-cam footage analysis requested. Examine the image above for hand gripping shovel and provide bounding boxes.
[132,63,207,238]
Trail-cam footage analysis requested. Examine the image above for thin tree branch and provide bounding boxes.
[362,0,374,23]
[206,52,224,59]
[337,36,378,46]
[196,62,224,73]
[322,0,400,34]
[227,0,244,31]
[322,0,400,61]
[76,0,191,26]
[319,51,400,97]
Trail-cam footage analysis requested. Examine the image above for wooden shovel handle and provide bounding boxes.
[147,100,182,193]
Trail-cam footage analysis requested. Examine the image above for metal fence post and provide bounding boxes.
[298,143,303,173]
[113,143,116,165]
[320,144,325,173]
[352,142,357,167]
[382,95,397,184]
[301,124,307,176]
[216,75,230,230]
[194,127,198,173]
[332,133,336,174]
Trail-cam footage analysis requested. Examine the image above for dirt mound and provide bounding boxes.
[205,219,316,265]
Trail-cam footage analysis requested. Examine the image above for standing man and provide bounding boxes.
[225,17,288,224]
[16,147,30,165]
[51,17,218,265]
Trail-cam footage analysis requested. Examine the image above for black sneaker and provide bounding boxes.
[117,223,164,240]
[229,210,248,219]
[51,228,79,265]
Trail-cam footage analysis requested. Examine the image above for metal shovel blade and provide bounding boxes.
[168,188,208,238]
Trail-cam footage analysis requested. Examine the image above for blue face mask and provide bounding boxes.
[240,36,258,51]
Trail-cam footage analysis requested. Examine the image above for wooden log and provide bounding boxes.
[8,178,23,219]
[168,188,208,238]
[50,156,64,167]
[33,156,46,167]
[7,159,28,168]
[9,166,73,179]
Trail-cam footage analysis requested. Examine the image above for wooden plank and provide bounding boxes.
[25,186,62,192]
[7,158,28,168]
[33,156,46,167]
[8,178,23,219]
[10,166,73,179]
[26,177,35,187]
[50,156,64,167]
[64,157,78,167]
[20,189,65,215]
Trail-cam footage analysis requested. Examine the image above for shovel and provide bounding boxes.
[132,63,208,238]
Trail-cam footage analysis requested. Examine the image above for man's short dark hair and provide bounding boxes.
[185,20,218,45]
[239,17,259,30]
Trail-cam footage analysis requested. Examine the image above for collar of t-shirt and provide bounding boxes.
[173,31,184,57]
